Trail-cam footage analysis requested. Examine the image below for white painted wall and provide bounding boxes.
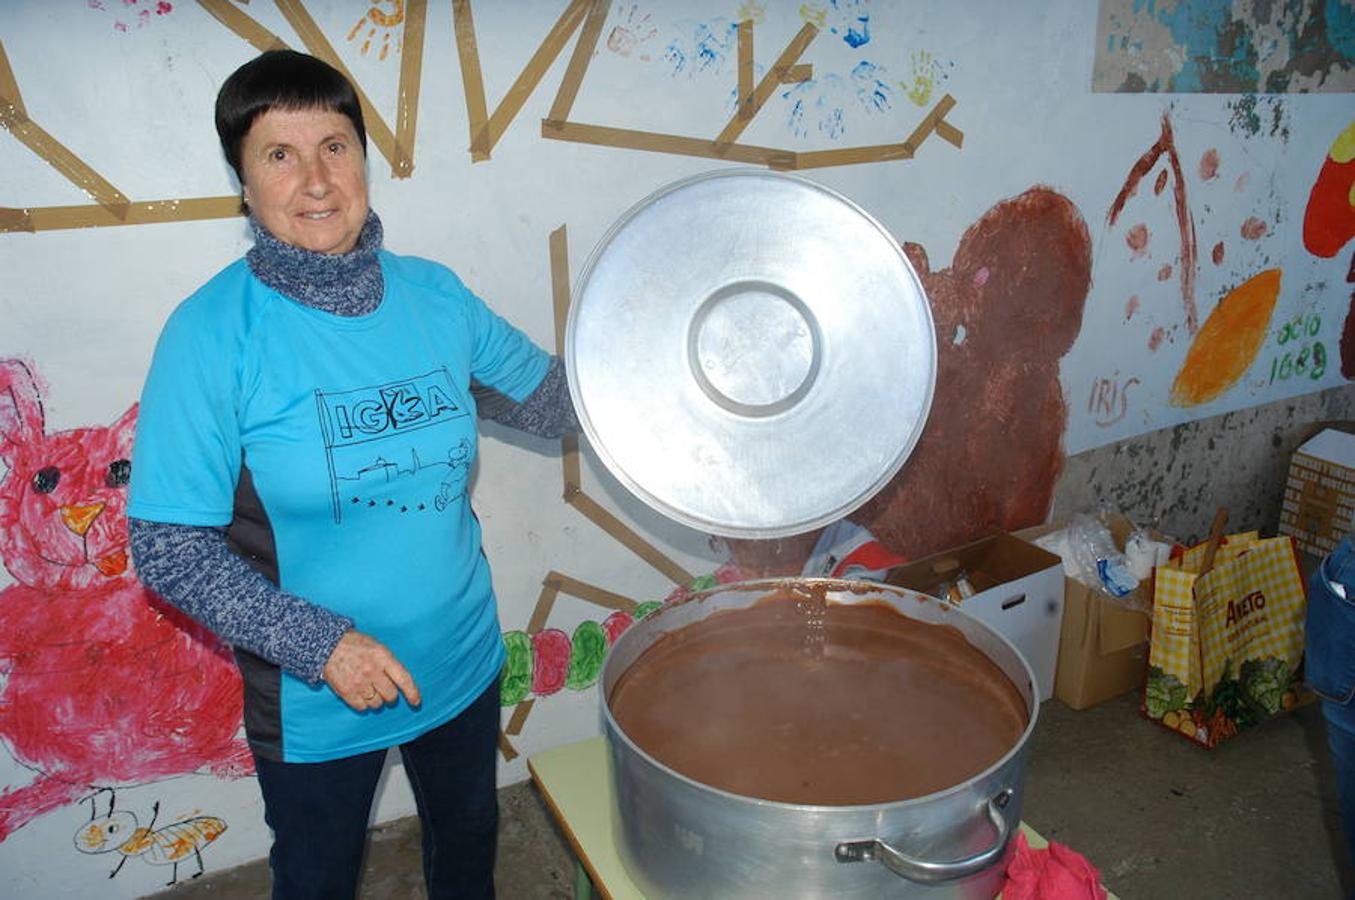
[0,1,1349,895]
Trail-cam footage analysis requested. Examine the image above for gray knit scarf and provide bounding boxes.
[245,210,384,316]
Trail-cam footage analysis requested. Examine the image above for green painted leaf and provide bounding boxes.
[501,631,532,706]
[566,620,608,690]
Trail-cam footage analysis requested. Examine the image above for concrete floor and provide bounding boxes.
[153,691,1352,899]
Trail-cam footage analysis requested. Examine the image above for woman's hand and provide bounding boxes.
[322,630,422,711]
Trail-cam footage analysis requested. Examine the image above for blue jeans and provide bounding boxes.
[1307,535,1355,875]
[253,678,500,900]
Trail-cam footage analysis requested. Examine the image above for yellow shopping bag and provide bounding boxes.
[1143,527,1307,747]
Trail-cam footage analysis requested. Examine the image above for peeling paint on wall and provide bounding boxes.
[1094,0,1355,93]
[1052,385,1355,545]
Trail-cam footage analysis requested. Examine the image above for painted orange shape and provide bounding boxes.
[59,502,103,536]
[1170,268,1282,407]
[1303,121,1355,258]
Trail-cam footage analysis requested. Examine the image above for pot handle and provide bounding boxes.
[833,789,1014,884]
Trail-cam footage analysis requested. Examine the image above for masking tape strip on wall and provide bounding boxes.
[714,22,818,150]
[547,0,610,125]
[272,0,411,178]
[4,3,963,232]
[394,0,430,178]
[545,224,697,587]
[456,0,592,160]
[1,197,243,234]
[0,39,131,221]
[788,94,965,171]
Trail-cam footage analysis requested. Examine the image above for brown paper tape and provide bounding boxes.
[917,94,960,144]
[0,40,130,220]
[452,0,491,161]
[497,730,519,761]
[550,573,639,613]
[505,698,535,736]
[0,38,29,126]
[561,433,583,500]
[549,224,585,500]
[274,0,406,178]
[393,0,430,178]
[737,20,754,121]
[547,0,610,124]
[196,0,288,52]
[549,225,571,355]
[788,143,913,170]
[936,119,963,148]
[566,492,694,586]
[201,1,413,178]
[541,119,794,168]
[0,196,242,234]
[526,576,562,635]
[464,0,591,159]
[714,22,818,149]
[524,571,638,634]
[788,94,962,171]
[1,122,132,221]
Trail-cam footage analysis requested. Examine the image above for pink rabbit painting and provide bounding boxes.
[0,358,250,842]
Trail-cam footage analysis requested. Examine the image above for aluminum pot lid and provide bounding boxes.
[566,169,936,539]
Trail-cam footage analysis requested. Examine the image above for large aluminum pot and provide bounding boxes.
[601,578,1038,899]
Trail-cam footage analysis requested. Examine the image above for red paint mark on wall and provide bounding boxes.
[1241,217,1268,240]
[1125,295,1140,320]
[1149,326,1166,351]
[88,0,174,31]
[601,610,635,643]
[0,360,249,842]
[1126,223,1150,256]
[530,629,570,696]
[1109,112,1200,334]
[1303,121,1355,259]
[1212,241,1226,265]
[1158,264,1174,281]
[1200,148,1220,181]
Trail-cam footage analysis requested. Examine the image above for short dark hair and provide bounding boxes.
[215,50,367,182]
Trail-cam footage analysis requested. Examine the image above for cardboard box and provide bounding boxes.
[1016,518,1156,710]
[1279,428,1355,557]
[886,533,1064,701]
[1054,578,1151,710]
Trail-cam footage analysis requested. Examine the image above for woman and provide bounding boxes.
[128,50,574,899]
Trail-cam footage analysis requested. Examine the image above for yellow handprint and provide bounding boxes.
[905,49,935,106]
[799,4,828,29]
[737,1,767,25]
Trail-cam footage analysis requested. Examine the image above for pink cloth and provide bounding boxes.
[1001,832,1108,900]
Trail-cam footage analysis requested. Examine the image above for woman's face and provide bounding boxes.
[239,106,369,255]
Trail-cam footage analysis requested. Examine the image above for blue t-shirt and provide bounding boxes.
[129,252,549,762]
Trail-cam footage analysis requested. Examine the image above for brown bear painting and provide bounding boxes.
[858,186,1093,560]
